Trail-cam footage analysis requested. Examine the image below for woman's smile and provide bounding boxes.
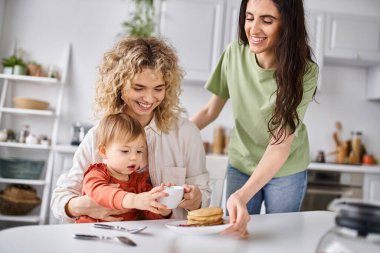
[249,35,267,44]
[136,101,153,111]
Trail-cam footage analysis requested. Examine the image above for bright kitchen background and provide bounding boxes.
[0,0,379,161]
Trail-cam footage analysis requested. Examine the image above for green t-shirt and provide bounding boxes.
[206,40,318,177]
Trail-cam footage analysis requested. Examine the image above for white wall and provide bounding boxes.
[0,0,379,160]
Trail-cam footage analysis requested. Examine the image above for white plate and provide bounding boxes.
[165,219,231,235]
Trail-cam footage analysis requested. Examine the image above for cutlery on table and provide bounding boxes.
[73,234,137,246]
[93,223,147,234]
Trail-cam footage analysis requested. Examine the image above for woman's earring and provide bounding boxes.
[103,158,108,164]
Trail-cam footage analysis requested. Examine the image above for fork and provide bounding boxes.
[93,223,147,234]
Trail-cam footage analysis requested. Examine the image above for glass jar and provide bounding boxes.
[316,150,326,163]
[349,131,362,164]
[315,200,380,253]
[19,125,30,143]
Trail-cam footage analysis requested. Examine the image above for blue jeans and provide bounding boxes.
[226,164,307,214]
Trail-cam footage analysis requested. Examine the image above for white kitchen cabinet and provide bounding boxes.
[324,13,380,66]
[363,173,380,204]
[367,65,380,100]
[156,0,225,82]
[0,44,70,226]
[223,0,240,47]
[306,10,324,90]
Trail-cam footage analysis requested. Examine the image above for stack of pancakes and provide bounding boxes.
[187,207,224,226]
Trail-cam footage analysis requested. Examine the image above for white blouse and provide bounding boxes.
[51,117,211,222]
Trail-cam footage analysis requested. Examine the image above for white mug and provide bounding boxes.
[158,186,184,209]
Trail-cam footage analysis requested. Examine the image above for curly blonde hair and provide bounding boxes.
[94,36,184,133]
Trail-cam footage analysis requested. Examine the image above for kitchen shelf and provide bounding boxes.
[0,74,58,84]
[0,178,46,186]
[0,107,54,116]
[0,142,50,150]
[0,44,71,226]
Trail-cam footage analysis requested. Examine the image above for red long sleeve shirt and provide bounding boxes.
[76,163,163,223]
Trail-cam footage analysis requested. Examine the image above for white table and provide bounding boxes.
[0,211,335,253]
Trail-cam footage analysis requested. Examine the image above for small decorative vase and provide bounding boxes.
[0,129,7,142]
[2,66,13,74]
[13,65,27,75]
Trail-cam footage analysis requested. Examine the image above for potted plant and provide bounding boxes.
[121,0,155,37]
[1,55,27,75]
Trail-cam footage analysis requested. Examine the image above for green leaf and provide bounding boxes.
[121,0,155,37]
[2,55,26,67]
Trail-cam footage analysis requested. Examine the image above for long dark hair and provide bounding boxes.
[238,0,315,144]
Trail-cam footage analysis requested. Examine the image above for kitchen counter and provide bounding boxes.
[309,162,380,174]
[0,211,335,253]
[206,154,380,174]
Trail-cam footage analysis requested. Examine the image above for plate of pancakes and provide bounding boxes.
[165,207,231,235]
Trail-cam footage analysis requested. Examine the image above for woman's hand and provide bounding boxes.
[178,184,202,211]
[66,195,128,222]
[221,191,250,239]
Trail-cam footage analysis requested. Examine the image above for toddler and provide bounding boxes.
[76,113,171,223]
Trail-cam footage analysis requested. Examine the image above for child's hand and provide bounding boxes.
[157,207,172,218]
[134,185,169,213]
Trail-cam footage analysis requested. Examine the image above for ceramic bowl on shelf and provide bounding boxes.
[12,97,49,110]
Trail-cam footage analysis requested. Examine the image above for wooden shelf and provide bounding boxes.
[0,142,51,150]
[0,74,58,84]
[0,107,55,116]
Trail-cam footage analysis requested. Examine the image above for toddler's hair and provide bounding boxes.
[96,113,146,147]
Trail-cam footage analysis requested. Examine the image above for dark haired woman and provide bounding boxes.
[192,0,317,237]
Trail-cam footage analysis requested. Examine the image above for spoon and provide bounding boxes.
[93,223,147,234]
[73,234,137,246]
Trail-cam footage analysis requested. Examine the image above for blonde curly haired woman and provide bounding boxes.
[51,37,210,222]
